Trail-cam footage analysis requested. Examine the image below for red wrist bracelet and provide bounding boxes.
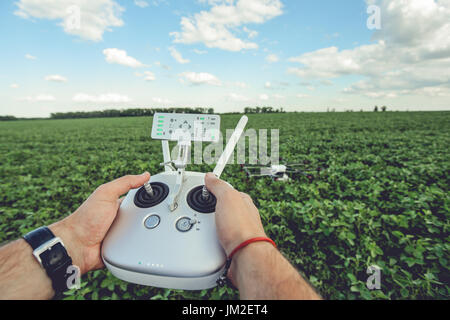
[216,237,277,287]
[228,237,277,260]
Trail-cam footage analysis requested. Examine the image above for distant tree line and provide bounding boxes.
[2,106,283,121]
[0,105,401,121]
[50,107,215,119]
[243,106,285,113]
[0,115,17,121]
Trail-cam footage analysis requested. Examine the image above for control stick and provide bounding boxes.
[144,181,154,197]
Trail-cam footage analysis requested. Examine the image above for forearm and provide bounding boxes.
[0,220,85,300]
[232,242,321,300]
[0,238,55,299]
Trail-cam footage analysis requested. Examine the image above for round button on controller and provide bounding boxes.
[176,217,194,232]
[144,215,160,229]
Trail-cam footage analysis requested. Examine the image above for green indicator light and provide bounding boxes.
[157,129,163,131]
[158,124,163,127]
[159,116,165,118]
[200,117,205,120]
[158,120,164,123]
[157,133,163,136]
[138,261,142,265]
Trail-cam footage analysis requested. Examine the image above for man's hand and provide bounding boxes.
[204,172,267,256]
[205,172,321,300]
[50,172,150,275]
[0,173,150,299]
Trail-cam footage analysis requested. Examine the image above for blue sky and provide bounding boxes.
[1,0,449,117]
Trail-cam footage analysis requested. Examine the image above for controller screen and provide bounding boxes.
[151,113,221,142]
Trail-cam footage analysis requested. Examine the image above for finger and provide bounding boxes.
[204,172,234,198]
[99,172,150,199]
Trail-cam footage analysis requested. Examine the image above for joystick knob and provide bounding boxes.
[187,185,217,214]
[201,186,210,200]
[134,182,169,208]
[144,182,154,197]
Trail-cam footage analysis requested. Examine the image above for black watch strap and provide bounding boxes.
[23,226,74,296]
[23,226,55,250]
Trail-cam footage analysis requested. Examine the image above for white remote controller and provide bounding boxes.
[102,113,248,290]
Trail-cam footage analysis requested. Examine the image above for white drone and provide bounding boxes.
[242,162,323,182]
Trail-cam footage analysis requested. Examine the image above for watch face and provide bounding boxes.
[40,243,68,268]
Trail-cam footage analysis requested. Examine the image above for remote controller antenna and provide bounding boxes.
[202,115,248,199]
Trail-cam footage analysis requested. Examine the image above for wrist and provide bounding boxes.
[49,218,87,275]
[232,240,276,263]
[229,240,277,288]
[223,231,267,257]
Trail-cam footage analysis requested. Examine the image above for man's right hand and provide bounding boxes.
[205,172,321,300]
[204,173,267,257]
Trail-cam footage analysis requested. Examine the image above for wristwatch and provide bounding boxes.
[23,226,73,295]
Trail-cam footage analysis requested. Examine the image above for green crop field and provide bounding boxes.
[0,112,449,300]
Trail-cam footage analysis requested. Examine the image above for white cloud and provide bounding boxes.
[273,93,285,99]
[14,0,124,42]
[169,47,190,64]
[152,97,172,104]
[103,48,146,68]
[198,0,235,5]
[179,71,222,86]
[134,0,149,8]
[288,0,450,99]
[193,49,208,55]
[73,93,132,103]
[144,71,156,81]
[136,71,156,81]
[228,92,249,102]
[234,81,248,88]
[10,84,19,89]
[259,93,269,101]
[264,81,271,89]
[19,94,56,102]
[296,93,309,98]
[25,53,37,60]
[170,0,283,52]
[243,26,258,39]
[154,61,170,70]
[44,74,68,82]
[265,53,279,63]
[320,80,333,86]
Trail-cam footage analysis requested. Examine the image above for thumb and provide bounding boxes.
[99,172,150,199]
[204,172,233,199]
